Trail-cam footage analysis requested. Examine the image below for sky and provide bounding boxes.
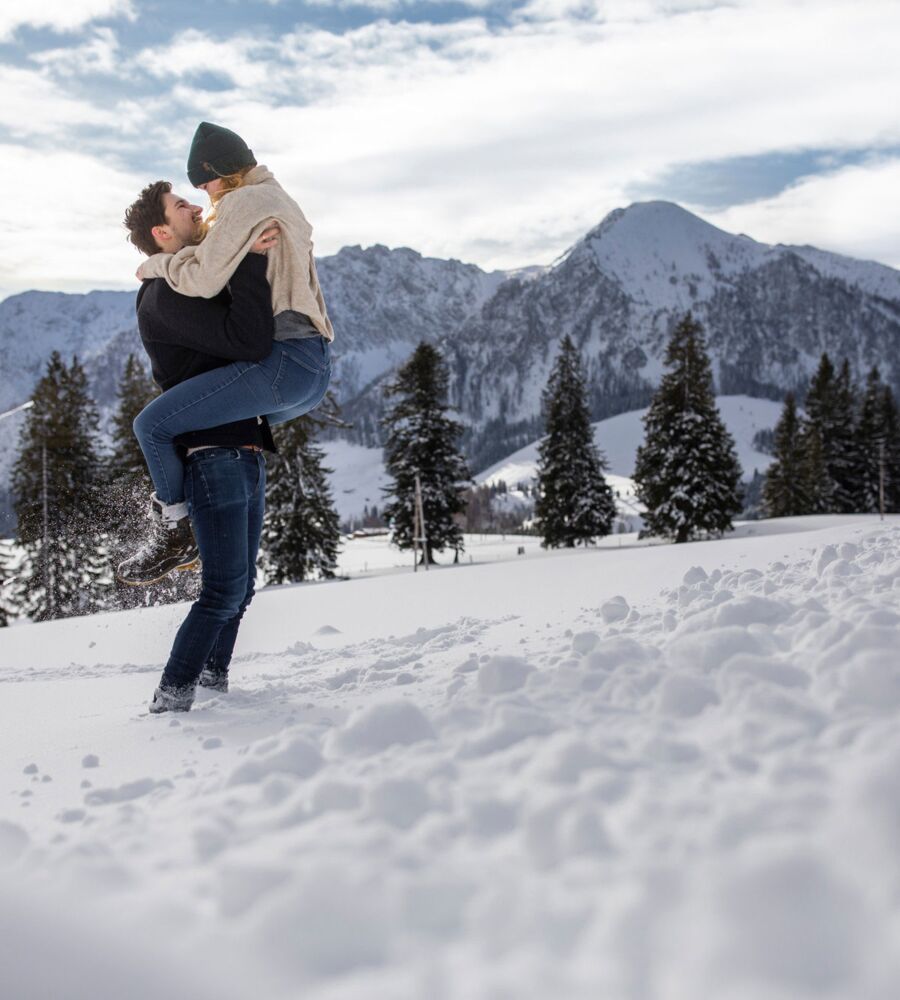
[0,0,898,299]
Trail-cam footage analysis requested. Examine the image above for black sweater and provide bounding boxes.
[135,253,276,451]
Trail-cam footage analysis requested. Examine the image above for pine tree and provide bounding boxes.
[381,343,471,563]
[802,353,858,512]
[633,313,743,543]
[881,386,900,512]
[762,393,808,517]
[856,367,886,513]
[262,416,341,583]
[832,359,861,510]
[103,355,199,609]
[12,353,107,620]
[534,335,616,547]
[110,354,159,481]
[798,422,830,513]
[0,540,18,626]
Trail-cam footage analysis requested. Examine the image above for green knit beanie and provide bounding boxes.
[186,122,256,187]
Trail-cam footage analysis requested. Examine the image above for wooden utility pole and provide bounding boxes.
[412,474,429,572]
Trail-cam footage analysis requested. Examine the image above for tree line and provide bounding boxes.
[763,354,900,517]
[0,351,340,624]
[3,318,896,625]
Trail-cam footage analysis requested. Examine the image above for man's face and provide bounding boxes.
[151,193,204,252]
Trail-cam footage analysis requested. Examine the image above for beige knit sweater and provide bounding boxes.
[137,165,334,342]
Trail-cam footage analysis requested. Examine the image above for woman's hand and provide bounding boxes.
[251,223,280,254]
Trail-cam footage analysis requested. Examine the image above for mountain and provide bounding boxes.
[1,201,899,522]
[444,201,900,469]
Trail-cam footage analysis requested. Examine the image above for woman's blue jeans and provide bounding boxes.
[162,447,266,690]
[134,336,331,504]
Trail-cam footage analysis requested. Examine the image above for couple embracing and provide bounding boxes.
[122,122,334,714]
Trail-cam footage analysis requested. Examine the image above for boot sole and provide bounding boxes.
[117,557,201,587]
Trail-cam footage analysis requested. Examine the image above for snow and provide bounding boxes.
[2,514,900,998]
[320,439,390,524]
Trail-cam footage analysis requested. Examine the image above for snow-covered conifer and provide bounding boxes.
[880,386,900,512]
[381,343,470,564]
[633,313,742,543]
[262,417,341,583]
[802,353,858,512]
[109,354,158,483]
[0,540,20,626]
[856,367,887,513]
[534,335,616,547]
[12,353,107,620]
[763,393,807,517]
[798,422,830,513]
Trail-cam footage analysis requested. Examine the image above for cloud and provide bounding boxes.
[1,144,147,294]
[2,0,899,296]
[0,0,134,41]
[0,64,121,136]
[697,157,900,269]
[30,27,120,76]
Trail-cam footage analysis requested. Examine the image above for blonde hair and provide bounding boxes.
[205,165,254,227]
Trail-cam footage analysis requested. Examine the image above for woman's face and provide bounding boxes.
[198,178,225,196]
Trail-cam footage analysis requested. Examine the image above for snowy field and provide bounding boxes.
[2,515,900,1000]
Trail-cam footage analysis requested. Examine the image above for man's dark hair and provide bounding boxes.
[124,180,172,257]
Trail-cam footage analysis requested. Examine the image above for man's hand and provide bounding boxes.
[251,223,280,254]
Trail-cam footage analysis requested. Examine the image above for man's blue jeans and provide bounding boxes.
[161,447,266,690]
[134,336,331,505]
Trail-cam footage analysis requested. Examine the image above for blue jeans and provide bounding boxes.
[161,447,266,690]
[134,336,331,504]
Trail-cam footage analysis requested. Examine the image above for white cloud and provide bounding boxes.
[697,157,900,269]
[2,144,147,293]
[134,29,270,88]
[174,0,900,269]
[31,27,120,75]
[0,65,121,136]
[2,0,899,295]
[0,0,134,41]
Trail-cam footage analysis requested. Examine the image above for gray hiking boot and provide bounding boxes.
[198,667,229,693]
[148,682,195,714]
[117,493,199,586]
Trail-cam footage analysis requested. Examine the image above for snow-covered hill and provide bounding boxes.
[2,516,899,999]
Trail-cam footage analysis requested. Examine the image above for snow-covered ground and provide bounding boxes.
[2,514,900,1000]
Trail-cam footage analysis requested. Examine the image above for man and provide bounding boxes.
[122,180,280,713]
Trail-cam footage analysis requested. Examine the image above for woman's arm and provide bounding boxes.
[137,196,279,299]
[149,253,275,360]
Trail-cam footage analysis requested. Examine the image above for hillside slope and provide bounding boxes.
[2,516,899,999]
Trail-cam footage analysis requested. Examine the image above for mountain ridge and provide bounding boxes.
[1,200,899,517]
